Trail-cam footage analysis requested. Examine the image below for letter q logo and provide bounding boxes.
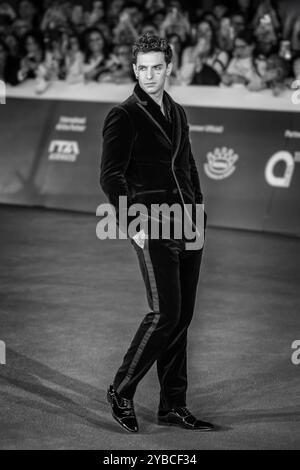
[265,151,295,188]
[291,80,300,105]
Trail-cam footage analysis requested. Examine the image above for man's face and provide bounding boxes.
[234,38,252,59]
[133,51,172,96]
[231,14,245,34]
[88,31,104,53]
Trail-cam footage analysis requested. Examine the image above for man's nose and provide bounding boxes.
[146,68,153,80]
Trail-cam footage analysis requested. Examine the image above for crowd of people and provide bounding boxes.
[0,0,300,95]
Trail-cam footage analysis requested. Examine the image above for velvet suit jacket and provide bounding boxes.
[100,83,204,232]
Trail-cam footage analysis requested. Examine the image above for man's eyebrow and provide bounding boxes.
[137,63,164,67]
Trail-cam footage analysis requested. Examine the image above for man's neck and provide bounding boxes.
[144,87,164,108]
[137,83,166,113]
[150,91,164,107]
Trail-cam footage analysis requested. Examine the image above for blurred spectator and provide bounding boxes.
[151,8,167,32]
[0,12,13,38]
[85,1,106,28]
[230,10,246,35]
[18,0,38,30]
[235,0,254,23]
[291,17,300,55]
[83,27,108,82]
[17,31,44,82]
[141,23,159,36]
[252,0,281,33]
[0,38,19,85]
[180,19,229,85]
[112,3,143,45]
[217,15,236,53]
[212,3,229,21]
[40,2,69,33]
[292,56,300,80]
[84,0,111,43]
[12,18,32,39]
[100,43,135,83]
[253,5,280,57]
[160,3,190,43]
[41,30,68,82]
[70,4,86,35]
[200,11,219,31]
[64,33,85,84]
[5,33,20,58]
[0,2,16,22]
[248,53,290,95]
[222,29,260,86]
[167,33,183,73]
[145,0,166,17]
[107,0,126,28]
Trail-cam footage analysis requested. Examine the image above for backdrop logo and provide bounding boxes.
[291,340,300,365]
[0,341,6,365]
[55,116,87,132]
[48,140,79,162]
[0,80,6,104]
[291,80,300,105]
[265,151,299,188]
[204,147,239,180]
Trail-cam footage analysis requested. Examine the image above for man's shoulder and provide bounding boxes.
[103,93,137,132]
[115,92,137,115]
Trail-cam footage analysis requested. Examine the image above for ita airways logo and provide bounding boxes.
[204,147,239,180]
[265,151,300,188]
[48,140,79,163]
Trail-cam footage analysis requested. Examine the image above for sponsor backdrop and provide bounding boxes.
[0,97,299,236]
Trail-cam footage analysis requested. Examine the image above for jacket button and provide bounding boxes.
[173,188,178,195]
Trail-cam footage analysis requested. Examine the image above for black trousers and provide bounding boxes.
[113,236,204,412]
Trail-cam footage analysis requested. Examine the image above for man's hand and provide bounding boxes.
[132,229,148,249]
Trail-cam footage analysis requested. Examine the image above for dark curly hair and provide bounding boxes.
[132,33,173,65]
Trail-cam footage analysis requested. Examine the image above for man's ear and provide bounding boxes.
[166,62,173,77]
[133,64,137,76]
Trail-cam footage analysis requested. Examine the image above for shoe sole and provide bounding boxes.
[157,418,215,431]
[107,390,138,433]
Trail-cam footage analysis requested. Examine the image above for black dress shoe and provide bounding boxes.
[107,385,139,433]
[158,407,215,431]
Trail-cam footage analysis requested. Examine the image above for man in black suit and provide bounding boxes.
[100,33,214,433]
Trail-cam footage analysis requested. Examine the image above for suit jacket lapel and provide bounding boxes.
[133,84,172,147]
[165,91,182,162]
